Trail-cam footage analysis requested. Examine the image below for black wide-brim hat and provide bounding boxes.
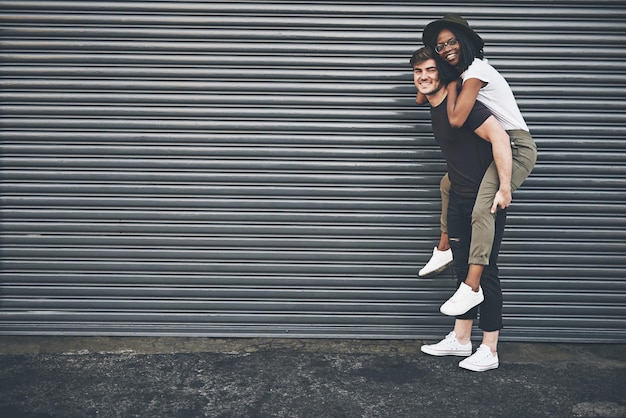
[422,14,484,52]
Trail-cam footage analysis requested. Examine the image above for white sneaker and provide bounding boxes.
[418,247,453,277]
[440,282,484,316]
[459,344,499,372]
[420,331,472,357]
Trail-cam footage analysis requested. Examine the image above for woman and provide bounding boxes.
[418,14,537,318]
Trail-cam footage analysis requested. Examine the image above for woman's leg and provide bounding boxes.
[442,132,536,314]
[419,173,453,277]
[464,131,538,290]
[439,172,451,250]
[469,131,537,266]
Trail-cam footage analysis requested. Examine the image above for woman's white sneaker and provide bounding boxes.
[440,282,484,316]
[459,344,499,372]
[420,331,472,357]
[419,247,453,277]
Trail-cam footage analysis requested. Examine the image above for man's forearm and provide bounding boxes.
[492,136,512,191]
[472,116,513,211]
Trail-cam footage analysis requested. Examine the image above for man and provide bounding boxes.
[410,46,512,372]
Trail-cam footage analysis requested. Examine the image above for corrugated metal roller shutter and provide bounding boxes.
[1,1,625,342]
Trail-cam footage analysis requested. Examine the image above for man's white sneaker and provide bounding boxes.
[418,247,453,277]
[420,331,472,357]
[459,344,499,372]
[440,282,484,316]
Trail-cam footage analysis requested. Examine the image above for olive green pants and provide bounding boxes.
[440,130,537,265]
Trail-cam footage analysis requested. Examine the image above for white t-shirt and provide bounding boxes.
[462,58,529,132]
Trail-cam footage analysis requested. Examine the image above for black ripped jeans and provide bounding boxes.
[447,191,507,332]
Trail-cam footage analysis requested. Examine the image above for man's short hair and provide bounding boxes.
[410,46,435,67]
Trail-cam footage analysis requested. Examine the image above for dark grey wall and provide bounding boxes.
[1,1,625,342]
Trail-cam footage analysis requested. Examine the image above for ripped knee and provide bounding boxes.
[449,236,467,259]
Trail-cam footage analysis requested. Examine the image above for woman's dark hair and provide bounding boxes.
[433,27,484,83]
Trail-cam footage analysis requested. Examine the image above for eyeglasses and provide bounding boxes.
[434,38,458,54]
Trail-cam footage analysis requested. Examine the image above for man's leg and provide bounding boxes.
[459,208,506,372]
[441,190,485,315]
[442,172,510,316]
[453,319,474,345]
[421,191,474,357]
[477,207,507,341]
[441,161,502,313]
[481,330,500,354]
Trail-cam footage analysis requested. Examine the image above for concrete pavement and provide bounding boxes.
[0,337,625,417]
